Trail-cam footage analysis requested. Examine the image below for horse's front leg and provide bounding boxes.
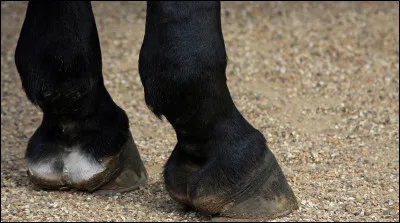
[15,1,147,194]
[139,1,298,219]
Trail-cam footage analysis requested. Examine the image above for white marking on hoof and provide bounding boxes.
[63,150,105,183]
[28,159,62,181]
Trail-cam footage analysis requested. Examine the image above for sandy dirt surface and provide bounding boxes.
[1,1,399,222]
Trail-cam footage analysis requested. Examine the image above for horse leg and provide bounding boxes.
[15,1,147,194]
[139,1,298,219]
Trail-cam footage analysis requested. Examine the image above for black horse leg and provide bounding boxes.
[139,1,298,219]
[15,1,147,194]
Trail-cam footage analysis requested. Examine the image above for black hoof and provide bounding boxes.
[27,127,148,194]
[164,118,298,219]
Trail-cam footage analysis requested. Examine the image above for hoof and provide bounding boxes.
[165,131,298,220]
[27,133,148,194]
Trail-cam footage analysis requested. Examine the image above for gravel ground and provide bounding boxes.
[1,1,399,222]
